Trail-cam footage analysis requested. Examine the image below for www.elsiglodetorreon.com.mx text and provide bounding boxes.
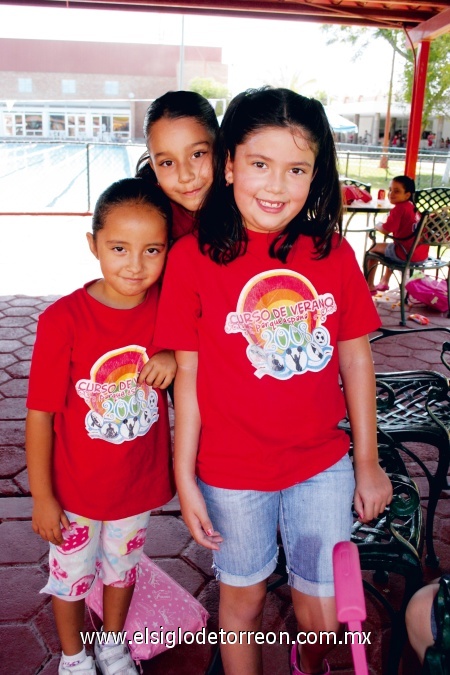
[82,627,371,649]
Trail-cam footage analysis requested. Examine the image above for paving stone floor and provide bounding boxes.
[1,287,450,675]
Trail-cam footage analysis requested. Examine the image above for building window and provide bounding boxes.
[49,114,66,138]
[112,116,130,140]
[62,79,76,94]
[105,80,119,95]
[18,78,32,93]
[50,114,65,132]
[3,114,14,135]
[25,114,43,135]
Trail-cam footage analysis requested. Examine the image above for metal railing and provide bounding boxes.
[0,139,449,214]
[0,140,143,214]
[337,144,450,191]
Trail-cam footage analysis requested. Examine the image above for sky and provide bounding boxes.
[0,3,401,102]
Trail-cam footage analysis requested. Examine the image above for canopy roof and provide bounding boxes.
[2,0,450,36]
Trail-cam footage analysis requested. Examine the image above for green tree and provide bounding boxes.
[322,26,450,128]
[313,90,328,106]
[403,33,450,122]
[188,77,230,116]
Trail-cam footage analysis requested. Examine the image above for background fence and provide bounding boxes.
[1,139,449,213]
[337,143,450,193]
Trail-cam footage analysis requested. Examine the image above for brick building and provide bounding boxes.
[0,38,227,141]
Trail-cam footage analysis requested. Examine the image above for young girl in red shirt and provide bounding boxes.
[26,178,176,675]
[155,87,392,675]
[136,90,219,241]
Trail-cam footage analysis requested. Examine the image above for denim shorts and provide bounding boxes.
[41,509,151,600]
[198,454,355,597]
[385,242,405,263]
[431,603,437,641]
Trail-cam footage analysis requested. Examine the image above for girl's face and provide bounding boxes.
[87,202,168,309]
[147,116,214,213]
[388,181,411,205]
[225,126,316,234]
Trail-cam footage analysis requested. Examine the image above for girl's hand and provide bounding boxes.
[178,480,223,551]
[353,462,393,523]
[32,495,71,546]
[138,350,177,389]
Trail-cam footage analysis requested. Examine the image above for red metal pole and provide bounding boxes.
[405,40,431,179]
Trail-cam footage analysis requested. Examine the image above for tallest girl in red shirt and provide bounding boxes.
[156,87,393,675]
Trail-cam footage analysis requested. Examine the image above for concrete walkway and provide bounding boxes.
[1,286,450,675]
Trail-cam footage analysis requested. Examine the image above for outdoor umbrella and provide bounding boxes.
[325,107,358,134]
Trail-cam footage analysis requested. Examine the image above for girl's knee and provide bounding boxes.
[292,591,339,634]
[371,243,387,255]
[220,582,267,622]
[406,583,437,651]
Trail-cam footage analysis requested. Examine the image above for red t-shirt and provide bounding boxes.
[383,200,428,261]
[154,232,381,491]
[171,202,196,241]
[27,282,175,520]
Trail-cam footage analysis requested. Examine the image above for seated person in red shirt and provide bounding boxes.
[365,175,428,294]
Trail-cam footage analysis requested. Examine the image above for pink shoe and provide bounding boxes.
[290,644,330,674]
[374,282,389,292]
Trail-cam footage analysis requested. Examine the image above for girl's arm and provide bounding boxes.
[374,222,390,236]
[174,350,222,551]
[26,409,70,545]
[338,336,393,523]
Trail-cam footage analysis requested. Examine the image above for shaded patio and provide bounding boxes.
[1,277,450,673]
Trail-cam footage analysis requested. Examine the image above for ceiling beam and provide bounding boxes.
[0,0,440,30]
[408,7,450,45]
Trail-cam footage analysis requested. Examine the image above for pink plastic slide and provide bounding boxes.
[333,541,369,675]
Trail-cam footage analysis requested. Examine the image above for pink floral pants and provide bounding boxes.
[41,510,151,601]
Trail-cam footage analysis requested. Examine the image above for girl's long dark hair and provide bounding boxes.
[136,90,219,182]
[198,87,343,264]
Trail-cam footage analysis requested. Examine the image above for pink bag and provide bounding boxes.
[86,553,209,661]
[405,275,449,313]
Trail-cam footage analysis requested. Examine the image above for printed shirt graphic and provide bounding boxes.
[75,345,159,444]
[225,269,336,379]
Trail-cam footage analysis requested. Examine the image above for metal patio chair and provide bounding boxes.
[340,326,450,568]
[423,574,450,674]
[363,207,450,325]
[341,177,373,236]
[414,187,450,214]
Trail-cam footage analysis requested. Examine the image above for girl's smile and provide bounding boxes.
[257,199,286,212]
[147,116,214,213]
[86,202,168,309]
[225,126,316,234]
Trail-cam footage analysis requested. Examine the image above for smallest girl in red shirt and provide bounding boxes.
[26,178,176,675]
[365,175,427,293]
